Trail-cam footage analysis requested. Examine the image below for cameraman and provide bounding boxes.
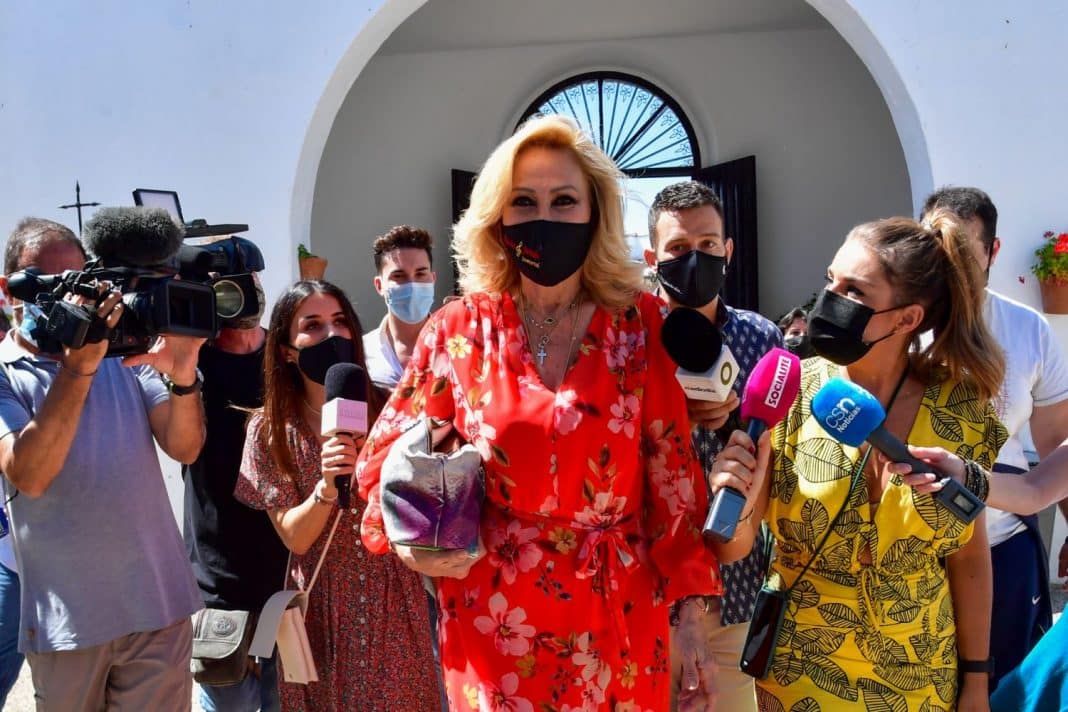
[183,240,286,712]
[0,218,205,710]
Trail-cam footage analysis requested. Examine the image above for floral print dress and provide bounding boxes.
[236,413,440,712]
[357,291,722,712]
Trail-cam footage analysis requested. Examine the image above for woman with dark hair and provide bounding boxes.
[777,307,813,358]
[717,211,1005,711]
[235,279,439,711]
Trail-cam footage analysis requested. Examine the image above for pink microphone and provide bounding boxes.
[740,347,802,441]
[703,348,801,542]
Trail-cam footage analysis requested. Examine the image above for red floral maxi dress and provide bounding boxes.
[357,291,723,711]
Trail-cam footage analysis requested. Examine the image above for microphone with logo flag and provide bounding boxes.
[811,377,984,523]
[703,347,802,543]
[322,363,369,508]
[661,307,740,402]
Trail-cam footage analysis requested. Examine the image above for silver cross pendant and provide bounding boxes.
[536,344,548,366]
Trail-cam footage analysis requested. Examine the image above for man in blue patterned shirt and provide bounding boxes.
[645,181,782,711]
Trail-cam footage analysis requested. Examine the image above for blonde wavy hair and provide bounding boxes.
[452,115,643,310]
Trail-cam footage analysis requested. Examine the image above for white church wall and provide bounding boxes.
[5,0,1068,578]
[311,27,912,324]
[819,0,1068,582]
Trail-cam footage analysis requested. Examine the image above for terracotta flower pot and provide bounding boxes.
[299,256,328,280]
[1039,278,1068,314]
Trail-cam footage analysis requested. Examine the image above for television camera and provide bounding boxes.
[8,206,264,357]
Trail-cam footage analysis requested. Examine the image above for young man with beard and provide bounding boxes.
[644,181,781,711]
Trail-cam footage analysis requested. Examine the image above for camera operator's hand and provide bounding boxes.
[122,334,206,383]
[61,290,124,376]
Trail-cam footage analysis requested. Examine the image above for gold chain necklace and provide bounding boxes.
[520,295,579,366]
[302,396,321,415]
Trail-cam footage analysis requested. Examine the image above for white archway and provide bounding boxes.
[290,0,932,258]
[805,0,933,209]
[289,0,430,257]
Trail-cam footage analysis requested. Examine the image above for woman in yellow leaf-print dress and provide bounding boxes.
[716,212,1006,712]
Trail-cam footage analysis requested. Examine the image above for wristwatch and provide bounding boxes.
[162,368,204,396]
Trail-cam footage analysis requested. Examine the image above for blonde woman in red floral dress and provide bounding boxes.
[236,280,440,711]
[356,116,763,711]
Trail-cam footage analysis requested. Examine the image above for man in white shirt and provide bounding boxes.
[362,226,437,390]
[922,187,1068,691]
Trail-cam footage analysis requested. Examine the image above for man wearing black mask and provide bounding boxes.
[643,181,781,712]
[184,238,287,712]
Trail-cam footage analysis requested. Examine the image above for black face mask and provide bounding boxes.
[656,250,727,308]
[292,335,354,385]
[807,289,901,365]
[501,220,594,287]
[783,334,815,359]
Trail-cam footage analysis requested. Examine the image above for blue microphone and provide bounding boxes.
[811,378,984,524]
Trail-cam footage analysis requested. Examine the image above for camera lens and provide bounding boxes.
[213,279,245,319]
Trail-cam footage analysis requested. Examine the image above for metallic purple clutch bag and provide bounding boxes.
[381,419,484,552]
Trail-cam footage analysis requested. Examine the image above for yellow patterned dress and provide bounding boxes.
[757,358,1006,712]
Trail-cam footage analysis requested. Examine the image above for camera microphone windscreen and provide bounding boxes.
[83,207,184,267]
[811,377,932,473]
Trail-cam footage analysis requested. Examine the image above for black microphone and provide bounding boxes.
[82,207,185,267]
[321,363,369,508]
[661,308,739,402]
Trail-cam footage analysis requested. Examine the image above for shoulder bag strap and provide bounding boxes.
[781,363,909,596]
[304,509,343,597]
[781,446,871,596]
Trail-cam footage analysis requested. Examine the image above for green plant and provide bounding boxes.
[297,243,318,259]
[1032,231,1068,284]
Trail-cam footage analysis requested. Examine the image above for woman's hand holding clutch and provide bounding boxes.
[392,539,486,579]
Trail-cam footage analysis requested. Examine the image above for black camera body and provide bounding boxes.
[10,234,262,357]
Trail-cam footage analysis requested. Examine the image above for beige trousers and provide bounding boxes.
[704,621,757,712]
[671,618,757,712]
[26,617,193,712]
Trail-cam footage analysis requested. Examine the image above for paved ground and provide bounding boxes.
[3,586,1067,710]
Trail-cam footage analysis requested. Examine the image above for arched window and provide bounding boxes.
[518,72,699,178]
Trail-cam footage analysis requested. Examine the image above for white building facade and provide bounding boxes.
[4,0,1068,568]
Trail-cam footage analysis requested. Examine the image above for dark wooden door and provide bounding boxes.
[450,169,477,295]
[694,156,758,313]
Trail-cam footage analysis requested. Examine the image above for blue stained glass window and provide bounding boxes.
[520,72,699,176]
